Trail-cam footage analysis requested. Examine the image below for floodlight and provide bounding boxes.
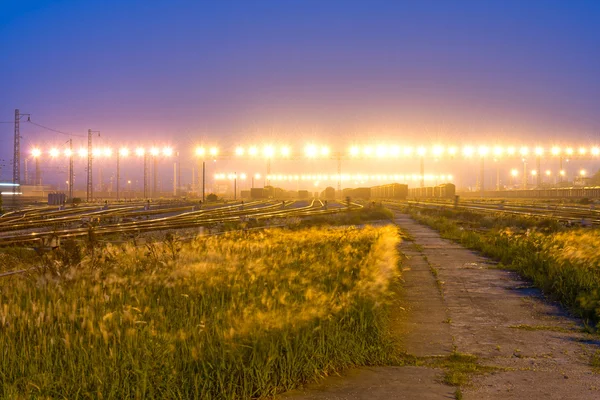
[235,147,245,156]
[150,147,160,156]
[519,147,529,156]
[478,146,489,157]
[119,148,130,157]
[64,149,73,157]
[49,148,59,157]
[463,146,474,157]
[78,148,88,157]
[432,145,444,157]
[417,147,426,157]
[136,148,145,157]
[551,146,561,156]
[579,147,587,155]
[195,147,205,157]
[263,145,275,158]
[31,148,42,158]
[103,147,113,157]
[280,146,290,157]
[320,146,330,156]
[162,147,173,157]
[534,147,543,156]
[209,147,218,156]
[592,147,600,156]
[304,144,318,157]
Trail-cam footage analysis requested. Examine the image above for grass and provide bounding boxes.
[0,225,401,399]
[591,350,600,371]
[406,206,600,324]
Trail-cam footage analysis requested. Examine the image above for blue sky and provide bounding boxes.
[1,0,599,186]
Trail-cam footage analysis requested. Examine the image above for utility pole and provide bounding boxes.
[87,129,100,202]
[69,139,74,200]
[13,109,30,186]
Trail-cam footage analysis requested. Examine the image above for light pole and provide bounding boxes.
[117,147,129,201]
[135,148,147,199]
[510,169,518,188]
[195,146,218,202]
[31,148,41,186]
[87,129,100,202]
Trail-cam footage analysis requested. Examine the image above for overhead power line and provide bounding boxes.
[27,120,85,138]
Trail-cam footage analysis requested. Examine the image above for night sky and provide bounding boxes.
[2,0,600,188]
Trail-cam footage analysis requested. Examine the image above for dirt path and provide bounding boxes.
[280,214,600,399]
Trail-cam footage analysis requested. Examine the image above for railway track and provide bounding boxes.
[383,199,600,225]
[0,199,361,247]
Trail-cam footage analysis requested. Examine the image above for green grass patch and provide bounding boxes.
[0,226,402,399]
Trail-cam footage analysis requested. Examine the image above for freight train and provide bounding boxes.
[408,183,456,199]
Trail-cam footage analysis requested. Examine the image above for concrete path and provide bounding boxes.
[281,215,600,399]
